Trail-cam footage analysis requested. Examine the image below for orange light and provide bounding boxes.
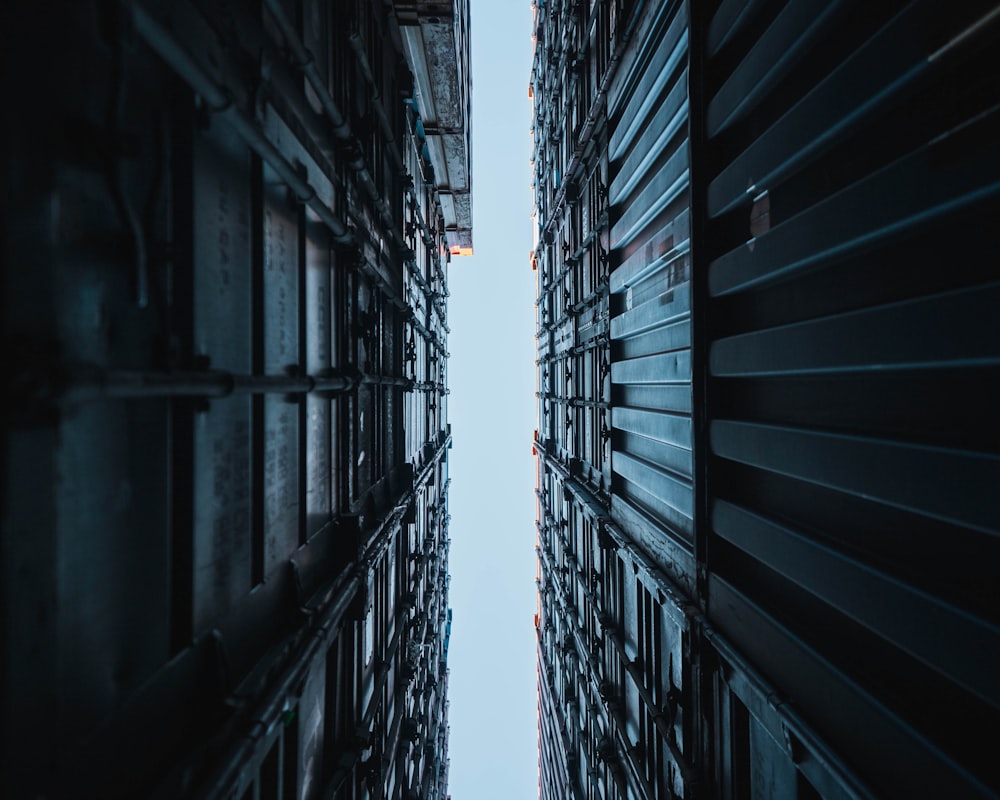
[450,246,474,256]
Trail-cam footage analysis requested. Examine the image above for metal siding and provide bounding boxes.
[700,1,1000,796]
[1,1,465,797]
[190,126,255,633]
[537,1,999,798]
[533,10,701,794]
[608,0,695,581]
[305,221,334,537]
[262,172,302,573]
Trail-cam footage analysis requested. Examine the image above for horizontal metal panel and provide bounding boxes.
[614,384,693,414]
[708,576,997,798]
[610,69,689,204]
[610,8,689,160]
[609,212,689,293]
[613,430,692,483]
[613,452,693,518]
[716,455,999,621]
[609,147,689,250]
[611,349,691,385]
[711,369,1000,453]
[707,0,851,137]
[711,283,1000,377]
[707,0,984,217]
[713,499,1000,708]
[708,110,1000,297]
[613,318,691,362]
[613,407,692,450]
[707,0,764,56]
[611,283,691,341]
[711,420,998,534]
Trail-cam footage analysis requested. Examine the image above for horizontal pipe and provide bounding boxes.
[410,382,448,394]
[360,374,415,389]
[40,366,416,404]
[536,393,610,410]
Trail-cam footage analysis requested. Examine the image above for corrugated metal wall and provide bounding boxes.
[607,0,696,598]
[1,1,461,797]
[698,1,1000,796]
[537,0,1000,798]
[534,1,701,798]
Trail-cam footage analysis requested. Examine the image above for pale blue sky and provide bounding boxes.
[446,1,539,796]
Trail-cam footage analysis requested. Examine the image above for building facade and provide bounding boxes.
[532,1,999,798]
[1,1,470,798]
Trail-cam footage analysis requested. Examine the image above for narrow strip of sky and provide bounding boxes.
[445,1,539,797]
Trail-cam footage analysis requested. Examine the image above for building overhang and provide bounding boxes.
[394,0,473,255]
